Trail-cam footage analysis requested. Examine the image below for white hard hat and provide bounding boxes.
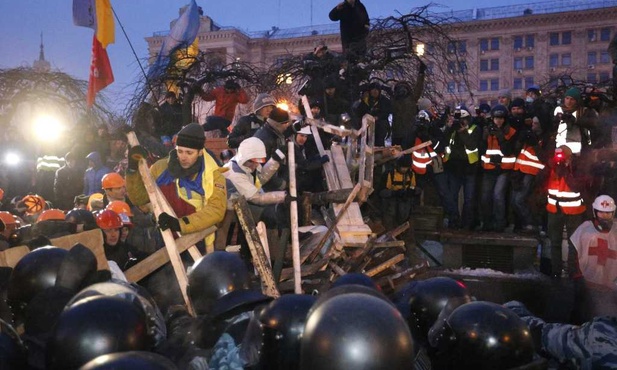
[592,195,616,212]
[297,125,312,135]
[236,137,267,165]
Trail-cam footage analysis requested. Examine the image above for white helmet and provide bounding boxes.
[592,195,616,212]
[297,125,312,135]
[236,137,267,165]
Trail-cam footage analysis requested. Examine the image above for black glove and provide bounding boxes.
[158,212,181,232]
[419,61,427,74]
[128,145,149,171]
[272,149,286,163]
[284,193,297,204]
[320,155,330,164]
[562,112,576,125]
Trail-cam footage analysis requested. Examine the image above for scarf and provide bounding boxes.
[157,150,205,199]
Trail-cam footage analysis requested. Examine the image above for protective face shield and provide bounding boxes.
[592,195,616,232]
[300,293,414,370]
[430,301,534,370]
[80,351,177,370]
[46,295,150,370]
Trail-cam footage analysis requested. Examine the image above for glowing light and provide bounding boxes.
[33,115,63,142]
[276,101,289,111]
[415,43,425,56]
[276,73,293,85]
[4,152,21,166]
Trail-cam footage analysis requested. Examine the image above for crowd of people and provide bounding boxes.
[0,0,616,367]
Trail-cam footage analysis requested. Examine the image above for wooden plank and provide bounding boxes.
[0,246,30,268]
[50,229,109,270]
[124,227,215,282]
[287,141,302,294]
[337,224,373,236]
[306,183,362,263]
[279,260,328,281]
[233,196,280,298]
[126,132,195,315]
[301,95,340,191]
[365,254,405,277]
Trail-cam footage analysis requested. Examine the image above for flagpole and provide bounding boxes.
[111,7,160,105]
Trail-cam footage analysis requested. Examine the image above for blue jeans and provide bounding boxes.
[447,171,477,229]
[481,171,510,230]
[510,173,534,227]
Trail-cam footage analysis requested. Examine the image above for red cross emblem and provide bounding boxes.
[588,239,617,266]
[601,200,611,208]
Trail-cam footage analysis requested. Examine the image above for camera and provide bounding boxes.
[488,123,498,134]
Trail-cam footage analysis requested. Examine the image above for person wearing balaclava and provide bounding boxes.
[125,123,227,248]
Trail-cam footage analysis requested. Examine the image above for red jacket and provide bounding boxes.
[200,86,249,121]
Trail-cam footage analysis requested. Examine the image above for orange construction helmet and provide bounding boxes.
[22,194,46,215]
[106,201,133,217]
[37,209,66,222]
[0,211,19,226]
[95,209,123,230]
[101,173,126,189]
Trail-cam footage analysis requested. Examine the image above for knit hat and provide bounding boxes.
[268,107,290,124]
[253,93,276,113]
[498,88,512,99]
[511,98,525,108]
[564,87,581,104]
[176,123,205,150]
[417,98,432,112]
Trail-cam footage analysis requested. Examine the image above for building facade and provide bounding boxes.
[146,0,617,110]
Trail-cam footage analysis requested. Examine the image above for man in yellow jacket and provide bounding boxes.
[126,123,227,236]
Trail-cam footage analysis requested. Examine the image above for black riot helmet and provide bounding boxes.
[431,301,535,370]
[7,246,68,320]
[308,284,393,319]
[79,351,177,370]
[393,277,473,346]
[331,272,380,290]
[0,319,27,370]
[46,295,149,370]
[257,294,316,370]
[187,251,269,318]
[300,293,414,370]
[67,280,166,348]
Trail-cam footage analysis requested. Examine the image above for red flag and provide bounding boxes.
[87,35,114,107]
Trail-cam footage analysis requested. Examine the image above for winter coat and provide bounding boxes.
[227,113,267,149]
[328,0,370,47]
[54,164,84,210]
[126,149,226,235]
[200,86,249,122]
[83,152,112,196]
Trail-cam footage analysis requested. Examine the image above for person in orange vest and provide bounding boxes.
[411,110,457,228]
[479,105,517,232]
[379,155,416,230]
[543,144,587,279]
[511,116,546,233]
